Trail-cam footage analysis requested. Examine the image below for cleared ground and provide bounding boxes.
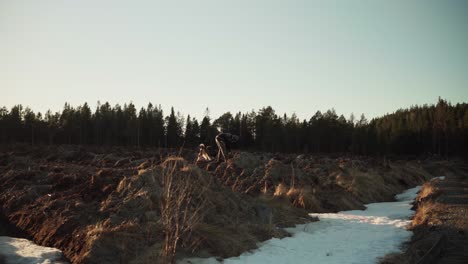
[0,145,460,263]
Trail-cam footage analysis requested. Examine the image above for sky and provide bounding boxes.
[1,0,467,120]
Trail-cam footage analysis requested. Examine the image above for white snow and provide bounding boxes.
[181,185,423,264]
[0,236,67,264]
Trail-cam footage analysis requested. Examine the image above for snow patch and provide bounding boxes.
[181,185,422,264]
[0,236,67,264]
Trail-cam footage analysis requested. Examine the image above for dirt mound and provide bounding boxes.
[0,146,447,263]
[0,146,311,263]
[208,152,432,212]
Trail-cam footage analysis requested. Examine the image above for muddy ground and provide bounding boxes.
[0,145,459,263]
[382,162,468,264]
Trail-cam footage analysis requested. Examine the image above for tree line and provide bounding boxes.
[0,98,467,156]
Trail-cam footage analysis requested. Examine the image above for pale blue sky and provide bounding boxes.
[1,0,467,120]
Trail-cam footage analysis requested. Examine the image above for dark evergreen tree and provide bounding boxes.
[199,108,218,145]
[166,107,181,147]
[184,115,199,147]
[0,98,466,157]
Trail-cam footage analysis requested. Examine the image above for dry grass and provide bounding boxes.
[417,183,440,203]
[273,183,320,211]
[159,159,210,263]
[155,156,307,261]
[412,183,443,228]
[347,168,394,203]
[412,203,436,227]
[273,183,288,196]
[271,163,321,210]
[418,184,435,201]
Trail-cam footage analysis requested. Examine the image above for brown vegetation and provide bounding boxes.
[381,161,468,264]
[0,145,448,263]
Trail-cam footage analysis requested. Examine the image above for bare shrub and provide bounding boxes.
[159,159,209,263]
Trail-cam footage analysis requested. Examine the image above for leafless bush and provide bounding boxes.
[159,159,209,263]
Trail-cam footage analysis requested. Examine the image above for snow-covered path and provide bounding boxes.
[182,185,422,264]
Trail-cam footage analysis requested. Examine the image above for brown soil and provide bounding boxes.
[381,160,468,264]
[0,145,444,263]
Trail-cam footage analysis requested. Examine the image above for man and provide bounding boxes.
[215,132,239,162]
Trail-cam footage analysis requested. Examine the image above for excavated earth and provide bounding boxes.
[381,161,468,264]
[0,145,454,263]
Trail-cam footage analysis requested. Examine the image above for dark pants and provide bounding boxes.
[215,137,228,162]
